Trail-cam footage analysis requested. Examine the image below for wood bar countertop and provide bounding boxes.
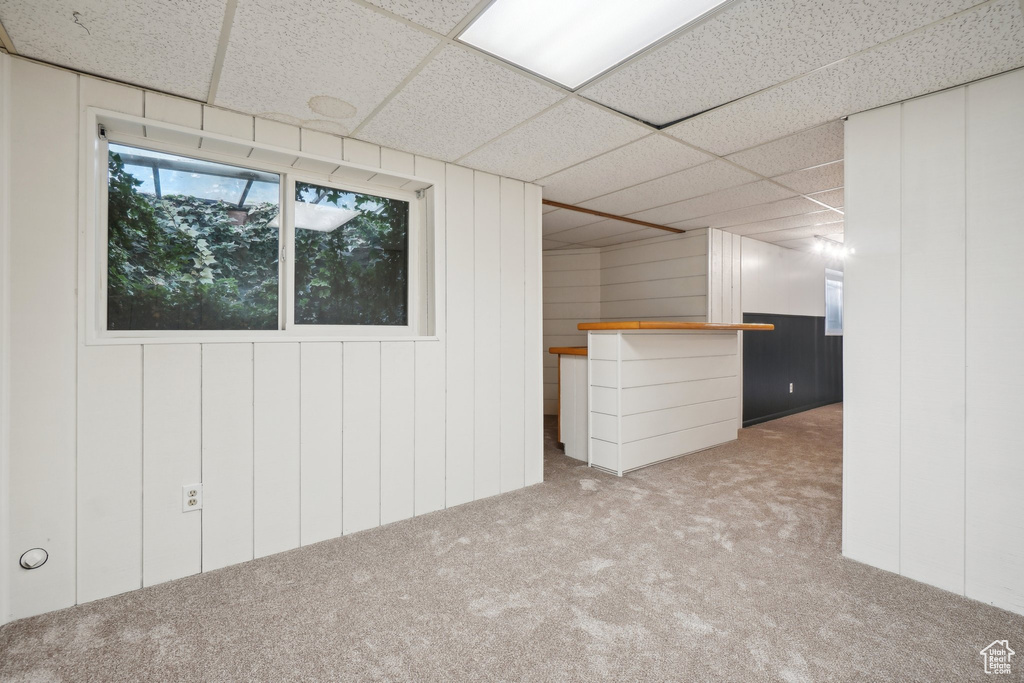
[548,346,588,356]
[578,321,774,331]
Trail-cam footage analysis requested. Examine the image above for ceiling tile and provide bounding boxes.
[581,228,670,247]
[726,210,844,237]
[726,121,844,178]
[459,98,649,181]
[769,237,822,252]
[536,135,712,204]
[357,45,562,161]
[0,0,225,99]
[666,0,1024,154]
[754,222,844,243]
[671,196,824,229]
[542,209,604,234]
[215,0,439,136]
[773,161,844,194]
[807,188,845,209]
[545,219,650,245]
[579,160,757,216]
[581,0,979,125]
[631,180,796,226]
[361,0,479,34]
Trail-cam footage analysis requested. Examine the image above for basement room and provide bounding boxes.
[0,0,1021,680]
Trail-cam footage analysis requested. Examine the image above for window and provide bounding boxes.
[293,181,409,326]
[100,138,422,338]
[107,144,281,330]
[825,268,843,336]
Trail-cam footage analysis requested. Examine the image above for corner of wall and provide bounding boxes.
[0,50,11,626]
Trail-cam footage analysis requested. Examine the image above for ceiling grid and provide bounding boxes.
[1,0,1022,251]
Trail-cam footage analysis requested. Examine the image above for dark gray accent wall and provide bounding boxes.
[742,313,842,427]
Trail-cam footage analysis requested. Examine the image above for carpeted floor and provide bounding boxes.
[1,404,1021,681]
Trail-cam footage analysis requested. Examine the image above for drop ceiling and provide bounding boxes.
[1,0,1023,253]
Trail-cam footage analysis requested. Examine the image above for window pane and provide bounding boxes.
[825,270,843,336]
[107,143,280,330]
[294,181,409,326]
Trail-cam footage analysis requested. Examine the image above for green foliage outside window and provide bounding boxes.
[106,151,279,330]
[293,181,409,326]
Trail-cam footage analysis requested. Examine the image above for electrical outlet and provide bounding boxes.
[182,483,202,512]
[789,383,794,393]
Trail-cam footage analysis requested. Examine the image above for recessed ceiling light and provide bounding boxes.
[459,0,732,90]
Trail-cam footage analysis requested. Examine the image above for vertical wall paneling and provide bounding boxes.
[343,137,381,167]
[899,89,966,592]
[3,63,549,619]
[201,344,255,571]
[844,70,1024,615]
[740,237,830,318]
[251,117,300,166]
[731,235,743,420]
[709,229,723,323]
[299,343,343,545]
[731,234,742,322]
[253,343,301,558]
[542,248,601,416]
[380,342,415,525]
[414,156,447,515]
[445,164,475,506]
[964,70,1024,614]
[342,342,382,534]
[742,313,843,426]
[77,345,143,603]
[473,172,502,498]
[296,129,342,173]
[0,53,11,624]
[843,105,902,573]
[143,344,202,587]
[80,75,144,118]
[499,177,526,492]
[721,232,733,323]
[143,92,202,147]
[523,183,544,486]
[7,60,78,619]
[201,105,254,155]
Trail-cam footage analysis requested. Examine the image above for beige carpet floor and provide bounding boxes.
[1,404,1021,681]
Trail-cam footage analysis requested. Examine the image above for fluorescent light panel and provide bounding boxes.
[459,0,731,90]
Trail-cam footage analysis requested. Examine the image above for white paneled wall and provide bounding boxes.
[599,231,708,322]
[740,236,833,317]
[0,53,10,625]
[844,68,1024,616]
[0,59,544,623]
[542,230,708,415]
[542,249,600,415]
[707,229,742,324]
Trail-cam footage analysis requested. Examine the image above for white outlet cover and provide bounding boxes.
[182,483,203,512]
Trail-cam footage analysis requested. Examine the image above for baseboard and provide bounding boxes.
[742,399,841,428]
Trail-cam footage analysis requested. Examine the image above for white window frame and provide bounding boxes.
[83,108,435,345]
[284,172,422,335]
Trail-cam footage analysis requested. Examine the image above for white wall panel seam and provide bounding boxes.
[74,73,81,608]
[898,102,904,575]
[252,343,255,557]
[962,88,969,592]
[472,173,477,499]
[200,344,204,573]
[0,52,9,625]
